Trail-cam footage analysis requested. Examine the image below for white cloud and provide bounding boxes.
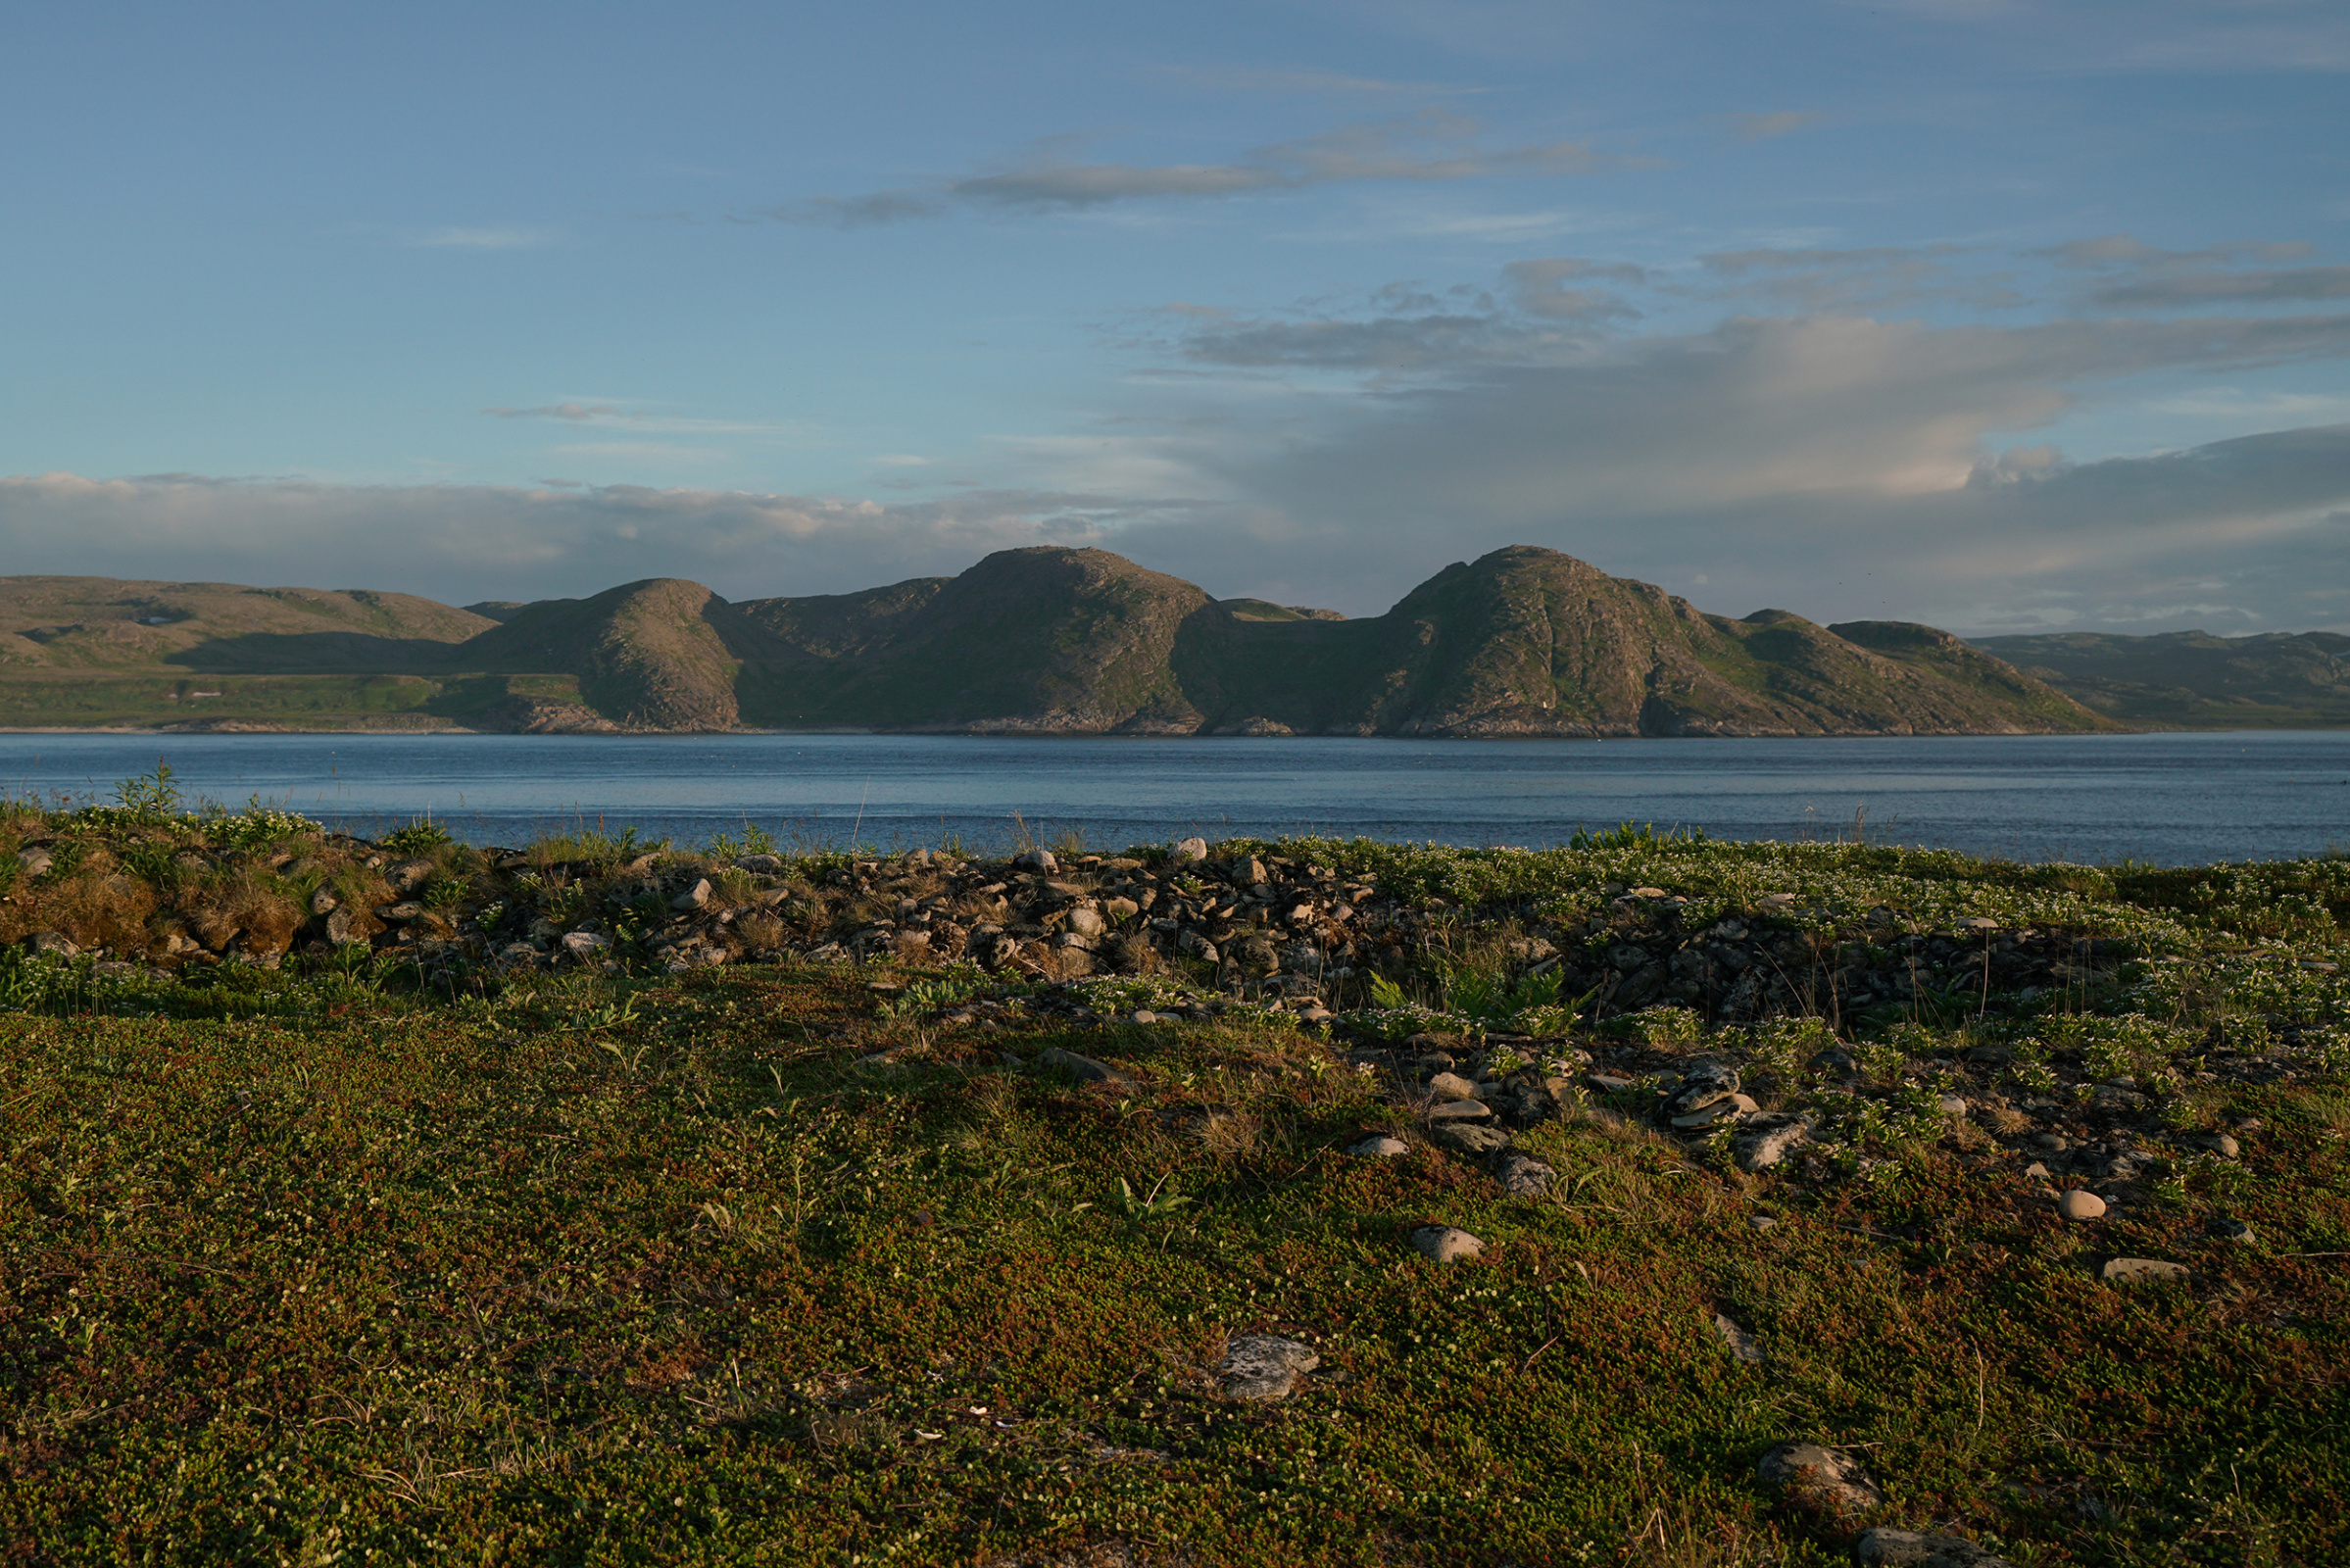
[0,473,1185,606]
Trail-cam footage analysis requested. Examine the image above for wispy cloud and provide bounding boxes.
[1156,64,1496,96]
[1731,110,1823,141]
[479,404,812,437]
[403,226,556,250]
[2091,264,2350,309]
[764,110,1650,227]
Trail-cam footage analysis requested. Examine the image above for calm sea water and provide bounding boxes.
[2,731,2346,866]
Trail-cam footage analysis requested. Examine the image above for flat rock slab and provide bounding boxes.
[1429,1122,1512,1157]
[2101,1256,2189,1285]
[1757,1442,1884,1517]
[1348,1135,1410,1158]
[1217,1335,1320,1401]
[1858,1529,2016,1567]
[1036,1048,1132,1086]
[1411,1226,1485,1263]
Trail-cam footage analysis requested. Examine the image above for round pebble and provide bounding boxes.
[2057,1190,2107,1221]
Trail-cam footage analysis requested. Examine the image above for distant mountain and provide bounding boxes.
[0,550,2117,735]
[1973,629,2350,729]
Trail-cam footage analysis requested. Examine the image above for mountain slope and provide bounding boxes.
[460,579,756,730]
[1973,629,2350,728]
[732,548,1216,731]
[1162,547,2113,737]
[0,553,2125,736]
[0,576,494,672]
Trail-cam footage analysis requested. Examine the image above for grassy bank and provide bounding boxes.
[2,789,2348,1564]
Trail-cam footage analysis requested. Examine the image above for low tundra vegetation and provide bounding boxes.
[1,787,2347,1563]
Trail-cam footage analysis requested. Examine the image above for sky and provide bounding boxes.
[3,0,2348,635]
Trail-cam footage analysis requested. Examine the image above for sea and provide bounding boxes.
[2,730,2346,867]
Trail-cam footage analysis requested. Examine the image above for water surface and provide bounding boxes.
[3,731,2345,865]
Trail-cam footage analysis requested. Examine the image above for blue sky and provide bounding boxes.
[4,0,2348,633]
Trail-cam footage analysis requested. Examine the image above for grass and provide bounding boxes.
[2,812,2349,1563]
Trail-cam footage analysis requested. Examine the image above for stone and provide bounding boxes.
[1665,1060,1741,1117]
[308,887,338,916]
[1013,849,1058,873]
[1586,1073,1638,1094]
[1428,1099,1493,1124]
[1733,1113,1810,1173]
[1411,1225,1484,1263]
[24,930,78,959]
[1064,906,1106,938]
[1427,1071,1479,1102]
[2212,1214,2255,1244]
[1937,1096,1970,1118]
[1172,837,1208,862]
[1103,897,1140,922]
[324,908,355,944]
[1429,1121,1512,1157]
[1756,1442,1885,1517]
[1956,916,2000,933]
[1711,1312,1763,1364]
[2056,1190,2107,1221]
[1036,1047,1130,1085]
[1748,1214,1779,1231]
[2203,1132,2241,1158]
[735,854,783,874]
[385,857,436,892]
[1810,1047,1857,1073]
[1856,1529,2015,1567]
[2101,1256,2188,1285]
[561,930,610,958]
[16,848,53,877]
[1755,893,1798,910]
[1131,1009,1158,1025]
[1627,886,1668,899]
[2023,1161,2051,1180]
[1492,1151,1554,1198]
[671,878,711,911]
[376,902,427,924]
[1348,1135,1409,1158]
[1217,1335,1320,1401]
[1298,1005,1334,1025]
